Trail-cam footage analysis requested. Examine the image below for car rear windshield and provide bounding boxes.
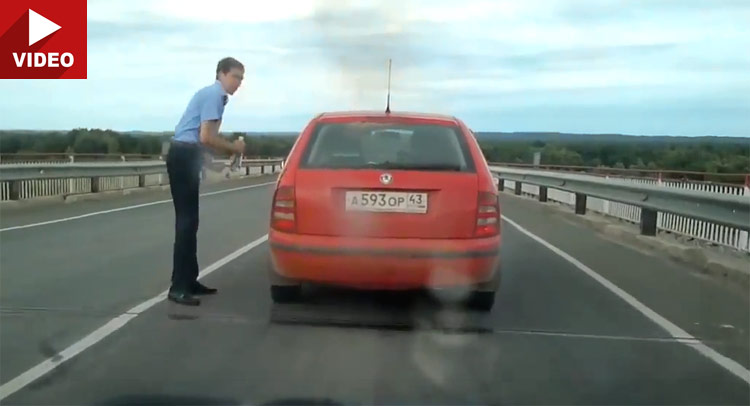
[300,122,476,172]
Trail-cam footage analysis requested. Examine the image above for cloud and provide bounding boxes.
[87,17,188,42]
[553,0,750,24]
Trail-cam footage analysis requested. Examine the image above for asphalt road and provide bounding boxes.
[0,177,748,405]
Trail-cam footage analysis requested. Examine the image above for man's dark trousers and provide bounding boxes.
[166,141,203,294]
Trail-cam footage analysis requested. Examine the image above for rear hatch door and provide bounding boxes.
[294,122,478,239]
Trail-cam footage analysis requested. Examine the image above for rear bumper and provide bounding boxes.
[268,230,501,290]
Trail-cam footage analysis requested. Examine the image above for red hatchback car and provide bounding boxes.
[267,111,501,310]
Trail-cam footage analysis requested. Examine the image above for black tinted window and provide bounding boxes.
[301,123,475,172]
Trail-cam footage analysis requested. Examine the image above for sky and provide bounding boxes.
[1,0,749,136]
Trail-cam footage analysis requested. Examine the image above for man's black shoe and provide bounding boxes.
[168,291,201,306]
[193,282,218,295]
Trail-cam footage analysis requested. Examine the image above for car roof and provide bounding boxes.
[317,110,460,124]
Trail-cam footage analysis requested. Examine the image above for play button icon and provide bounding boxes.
[28,9,61,46]
[0,1,87,79]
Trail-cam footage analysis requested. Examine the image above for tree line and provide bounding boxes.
[0,129,291,158]
[0,129,167,156]
[480,140,749,173]
[1,128,748,173]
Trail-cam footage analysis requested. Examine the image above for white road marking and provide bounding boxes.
[0,234,268,401]
[0,181,276,232]
[502,214,750,385]
[494,329,702,344]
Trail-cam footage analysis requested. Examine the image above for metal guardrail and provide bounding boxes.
[0,153,163,164]
[491,166,750,236]
[0,162,166,182]
[489,162,750,186]
[0,153,284,165]
[0,159,284,201]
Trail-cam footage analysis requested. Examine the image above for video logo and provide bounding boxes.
[0,1,87,79]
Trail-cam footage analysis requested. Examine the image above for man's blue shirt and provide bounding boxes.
[173,81,228,143]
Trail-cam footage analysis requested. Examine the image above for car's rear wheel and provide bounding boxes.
[270,285,302,303]
[467,291,495,311]
[267,257,303,303]
[467,268,500,311]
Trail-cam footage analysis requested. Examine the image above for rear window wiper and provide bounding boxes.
[399,164,463,171]
[361,162,464,171]
[364,161,402,169]
[303,162,464,171]
[367,162,463,171]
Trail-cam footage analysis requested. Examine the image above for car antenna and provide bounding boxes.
[385,58,392,114]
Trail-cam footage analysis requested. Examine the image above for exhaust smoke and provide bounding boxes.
[310,0,417,109]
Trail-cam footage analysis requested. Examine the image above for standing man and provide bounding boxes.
[167,57,246,306]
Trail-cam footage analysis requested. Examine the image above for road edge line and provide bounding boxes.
[501,214,750,385]
[0,234,269,401]
[0,181,276,232]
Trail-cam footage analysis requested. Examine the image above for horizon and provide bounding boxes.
[1,0,749,136]
[2,128,749,140]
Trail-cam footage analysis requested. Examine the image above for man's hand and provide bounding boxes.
[199,120,238,155]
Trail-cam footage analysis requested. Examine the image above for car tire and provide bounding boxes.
[467,291,495,311]
[467,265,500,311]
[270,285,302,303]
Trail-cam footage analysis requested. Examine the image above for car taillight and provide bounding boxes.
[271,186,296,232]
[475,191,499,237]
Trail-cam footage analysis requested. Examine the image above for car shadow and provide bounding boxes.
[93,394,242,405]
[269,285,494,333]
[95,394,346,406]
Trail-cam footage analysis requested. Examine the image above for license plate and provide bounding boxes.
[345,191,428,213]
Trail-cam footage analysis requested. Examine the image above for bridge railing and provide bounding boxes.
[492,162,749,186]
[491,166,750,253]
[0,158,284,201]
[0,153,164,165]
[0,153,284,165]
